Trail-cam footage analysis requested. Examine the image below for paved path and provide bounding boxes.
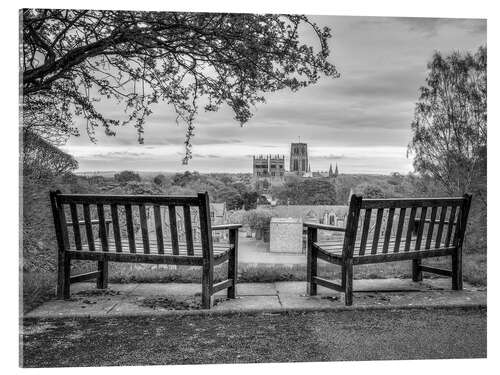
[238,236,306,265]
[25,278,486,319]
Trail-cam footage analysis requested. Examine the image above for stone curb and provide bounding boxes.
[23,302,486,321]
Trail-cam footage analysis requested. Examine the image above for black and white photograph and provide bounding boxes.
[12,0,494,371]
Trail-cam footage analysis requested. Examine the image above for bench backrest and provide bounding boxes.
[342,194,472,257]
[49,190,215,260]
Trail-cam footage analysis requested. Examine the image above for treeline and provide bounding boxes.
[270,172,444,205]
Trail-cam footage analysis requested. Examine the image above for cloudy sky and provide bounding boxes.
[63,15,486,174]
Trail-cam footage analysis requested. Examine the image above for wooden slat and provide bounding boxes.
[168,205,179,255]
[370,208,384,254]
[354,247,455,265]
[59,194,199,206]
[452,205,465,246]
[97,204,109,252]
[124,204,136,253]
[414,207,427,250]
[434,206,448,248]
[198,192,215,308]
[303,222,346,231]
[362,197,464,209]
[153,205,164,254]
[358,209,371,256]
[69,203,82,250]
[404,207,417,252]
[110,204,122,253]
[139,205,150,254]
[314,245,343,265]
[69,250,204,266]
[65,219,111,227]
[420,266,452,277]
[393,207,406,253]
[69,271,100,283]
[312,276,344,292]
[82,204,95,251]
[59,205,70,249]
[212,279,234,294]
[425,206,438,249]
[382,208,395,253]
[68,240,232,254]
[444,206,458,247]
[183,205,194,256]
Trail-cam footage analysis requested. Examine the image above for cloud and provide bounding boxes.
[394,17,487,37]
[63,15,486,174]
[311,154,346,160]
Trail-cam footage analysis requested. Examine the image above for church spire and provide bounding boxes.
[328,163,333,178]
[334,163,339,178]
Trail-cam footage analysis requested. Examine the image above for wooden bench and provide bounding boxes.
[305,194,472,305]
[49,190,241,309]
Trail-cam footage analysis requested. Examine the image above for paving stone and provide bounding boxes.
[231,283,277,296]
[211,295,282,311]
[279,294,343,309]
[131,283,200,296]
[26,299,119,318]
[24,279,486,319]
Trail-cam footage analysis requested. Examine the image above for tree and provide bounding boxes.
[216,186,243,210]
[355,182,388,199]
[152,174,168,186]
[408,46,486,201]
[277,178,337,205]
[21,10,339,162]
[242,191,260,210]
[114,170,141,183]
[22,129,78,180]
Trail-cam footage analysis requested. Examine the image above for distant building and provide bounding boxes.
[328,163,339,178]
[252,154,285,189]
[289,143,309,175]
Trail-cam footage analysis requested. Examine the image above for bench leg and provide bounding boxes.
[202,261,214,309]
[341,265,346,289]
[63,254,71,299]
[227,229,238,299]
[57,252,71,299]
[452,251,463,290]
[306,228,318,296]
[412,259,423,282]
[97,260,108,289]
[344,259,353,306]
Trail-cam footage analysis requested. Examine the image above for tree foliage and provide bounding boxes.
[114,170,141,183]
[152,174,167,186]
[275,178,337,205]
[408,46,486,200]
[22,129,78,180]
[21,9,338,161]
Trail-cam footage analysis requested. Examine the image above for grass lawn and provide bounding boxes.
[21,307,486,367]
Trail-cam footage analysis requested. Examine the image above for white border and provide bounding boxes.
[3,1,497,374]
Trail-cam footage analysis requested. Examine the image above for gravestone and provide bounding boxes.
[269,217,303,253]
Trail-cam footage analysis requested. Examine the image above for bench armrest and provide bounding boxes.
[66,219,112,227]
[212,224,242,231]
[303,222,346,232]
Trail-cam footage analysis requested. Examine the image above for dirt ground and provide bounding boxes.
[21,307,486,367]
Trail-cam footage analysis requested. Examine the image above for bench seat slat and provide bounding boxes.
[314,240,455,265]
[68,240,233,256]
[314,237,453,256]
